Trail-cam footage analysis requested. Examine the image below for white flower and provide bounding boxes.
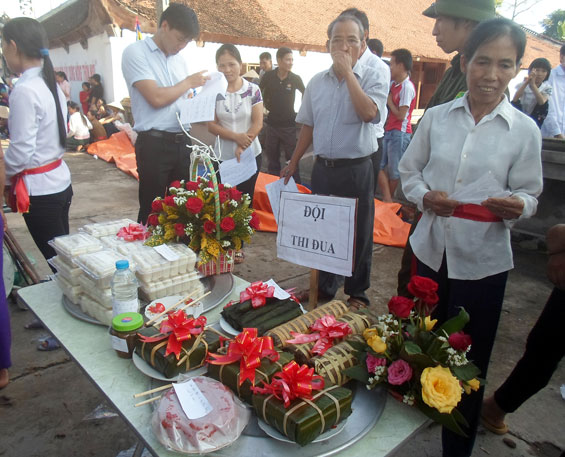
[230,200,239,207]
[222,240,231,247]
[154,225,164,236]
[174,196,187,206]
[402,394,415,406]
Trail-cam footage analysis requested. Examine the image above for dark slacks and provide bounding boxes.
[370,136,384,194]
[0,216,10,370]
[265,124,301,184]
[495,287,565,413]
[23,185,73,270]
[312,157,375,304]
[417,257,508,457]
[213,154,262,206]
[135,134,191,224]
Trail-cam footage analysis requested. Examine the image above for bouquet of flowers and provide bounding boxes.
[344,276,481,436]
[145,176,260,265]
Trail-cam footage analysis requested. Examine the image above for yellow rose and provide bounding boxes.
[420,316,437,331]
[463,378,480,395]
[363,328,378,340]
[420,366,462,414]
[366,335,387,353]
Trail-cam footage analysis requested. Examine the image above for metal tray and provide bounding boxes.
[62,273,235,326]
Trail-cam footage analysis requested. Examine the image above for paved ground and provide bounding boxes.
[0,151,563,457]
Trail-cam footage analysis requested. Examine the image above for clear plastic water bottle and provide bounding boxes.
[111,260,139,317]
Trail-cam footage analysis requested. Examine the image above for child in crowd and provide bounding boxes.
[67,101,92,151]
[511,58,552,128]
[378,48,416,202]
[79,81,91,115]
[87,108,107,143]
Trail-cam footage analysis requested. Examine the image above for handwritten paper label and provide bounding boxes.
[111,335,129,353]
[173,379,213,420]
[178,72,228,124]
[153,244,180,262]
[265,177,299,224]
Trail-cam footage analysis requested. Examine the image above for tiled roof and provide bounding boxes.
[116,0,562,66]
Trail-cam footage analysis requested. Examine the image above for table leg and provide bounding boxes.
[132,441,145,457]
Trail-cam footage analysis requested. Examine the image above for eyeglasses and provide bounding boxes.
[329,37,361,47]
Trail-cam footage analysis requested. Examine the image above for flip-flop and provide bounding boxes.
[37,336,60,352]
[347,297,369,311]
[481,413,509,435]
[24,319,44,330]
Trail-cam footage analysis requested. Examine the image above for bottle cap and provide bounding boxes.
[112,312,143,332]
[115,259,129,270]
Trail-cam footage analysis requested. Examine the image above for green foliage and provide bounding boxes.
[541,9,565,40]
[438,308,470,336]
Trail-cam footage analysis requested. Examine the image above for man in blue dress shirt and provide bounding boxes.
[282,14,387,309]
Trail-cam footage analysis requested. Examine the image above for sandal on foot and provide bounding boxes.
[347,297,368,311]
[24,319,44,330]
[294,289,334,305]
[481,413,509,435]
[234,251,245,265]
[37,336,60,352]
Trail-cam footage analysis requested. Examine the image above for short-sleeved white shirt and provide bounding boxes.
[214,79,263,160]
[122,37,190,132]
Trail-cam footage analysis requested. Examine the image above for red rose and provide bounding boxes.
[249,212,261,230]
[387,296,415,318]
[229,187,242,201]
[408,276,439,304]
[186,197,204,214]
[208,181,215,189]
[151,199,163,213]
[220,216,236,232]
[203,220,216,234]
[219,190,229,203]
[147,214,159,227]
[448,331,472,351]
[185,181,199,192]
[174,223,185,237]
[170,180,181,189]
[164,195,176,207]
[218,183,225,191]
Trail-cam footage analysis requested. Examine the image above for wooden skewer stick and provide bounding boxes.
[133,383,173,398]
[145,292,196,326]
[134,395,162,407]
[152,290,212,327]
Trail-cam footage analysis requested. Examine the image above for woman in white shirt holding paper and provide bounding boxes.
[398,18,542,457]
[208,44,263,203]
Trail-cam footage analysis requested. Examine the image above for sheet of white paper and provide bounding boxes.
[448,174,511,204]
[218,147,257,186]
[178,71,228,124]
[173,380,213,420]
[265,177,299,224]
[265,279,291,300]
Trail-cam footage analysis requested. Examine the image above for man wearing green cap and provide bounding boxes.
[396,0,496,299]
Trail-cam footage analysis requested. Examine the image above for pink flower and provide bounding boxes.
[366,353,386,374]
[387,359,413,385]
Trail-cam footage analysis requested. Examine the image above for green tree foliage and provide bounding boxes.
[541,9,565,40]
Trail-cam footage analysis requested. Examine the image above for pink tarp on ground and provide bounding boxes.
[252,172,410,247]
[86,132,138,179]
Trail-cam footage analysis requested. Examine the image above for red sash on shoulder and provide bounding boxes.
[9,159,63,213]
[452,203,502,223]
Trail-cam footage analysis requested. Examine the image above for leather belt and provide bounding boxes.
[139,129,186,144]
[317,156,370,168]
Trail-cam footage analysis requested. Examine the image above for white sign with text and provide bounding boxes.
[276,193,356,277]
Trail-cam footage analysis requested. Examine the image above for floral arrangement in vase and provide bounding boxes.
[344,276,481,435]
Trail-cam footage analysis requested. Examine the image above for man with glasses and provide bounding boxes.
[281,14,387,310]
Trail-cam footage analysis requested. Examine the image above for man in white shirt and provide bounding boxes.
[541,45,565,139]
[122,3,209,223]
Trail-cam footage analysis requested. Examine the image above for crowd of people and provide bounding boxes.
[0,2,564,457]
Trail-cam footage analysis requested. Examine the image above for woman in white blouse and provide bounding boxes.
[511,57,552,128]
[2,18,73,268]
[208,44,263,202]
[398,18,543,457]
[67,101,92,151]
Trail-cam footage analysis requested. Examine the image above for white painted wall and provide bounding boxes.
[50,28,333,113]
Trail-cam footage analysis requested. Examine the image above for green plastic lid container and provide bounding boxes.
[112,312,143,332]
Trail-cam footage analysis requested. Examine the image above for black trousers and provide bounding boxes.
[370,136,384,194]
[312,157,375,304]
[135,133,191,224]
[265,124,301,184]
[495,287,565,413]
[23,185,73,271]
[417,257,508,457]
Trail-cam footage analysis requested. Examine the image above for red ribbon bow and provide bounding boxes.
[251,361,325,408]
[139,311,206,359]
[117,223,150,241]
[286,315,352,356]
[208,328,279,386]
[239,281,275,308]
